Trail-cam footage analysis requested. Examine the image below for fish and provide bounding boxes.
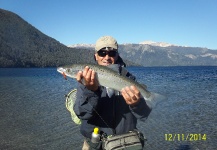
[57,64,154,101]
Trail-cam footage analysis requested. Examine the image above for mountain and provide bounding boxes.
[0,9,137,67]
[1,8,216,67]
[118,44,217,66]
[139,41,175,47]
[0,8,99,67]
[68,44,95,49]
[69,42,217,66]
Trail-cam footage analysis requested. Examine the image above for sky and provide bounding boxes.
[1,0,217,50]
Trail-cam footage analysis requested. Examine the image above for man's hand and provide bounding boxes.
[121,86,141,106]
[76,66,99,91]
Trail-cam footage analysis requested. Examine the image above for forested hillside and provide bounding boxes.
[0,9,96,67]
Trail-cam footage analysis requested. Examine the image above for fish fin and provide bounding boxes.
[107,64,128,76]
[106,87,115,98]
[141,84,147,89]
[145,92,167,109]
[62,72,67,80]
[107,64,120,73]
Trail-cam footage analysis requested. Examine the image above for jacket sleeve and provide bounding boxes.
[127,72,152,121]
[73,83,101,120]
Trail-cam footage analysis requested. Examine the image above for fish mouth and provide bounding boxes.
[57,67,66,74]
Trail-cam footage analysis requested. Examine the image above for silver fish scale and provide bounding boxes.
[57,64,151,100]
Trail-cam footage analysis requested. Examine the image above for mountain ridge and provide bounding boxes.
[68,41,176,48]
[69,43,217,66]
[0,8,217,67]
[0,9,139,67]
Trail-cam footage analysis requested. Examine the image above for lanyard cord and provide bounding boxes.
[86,96,115,134]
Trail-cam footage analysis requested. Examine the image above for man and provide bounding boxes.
[74,36,152,150]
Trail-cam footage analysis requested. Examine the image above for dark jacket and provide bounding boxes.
[73,65,152,139]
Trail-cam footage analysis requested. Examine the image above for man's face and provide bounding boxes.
[94,49,118,66]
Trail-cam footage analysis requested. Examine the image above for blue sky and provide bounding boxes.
[1,0,217,50]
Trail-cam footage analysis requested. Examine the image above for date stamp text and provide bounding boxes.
[165,134,207,141]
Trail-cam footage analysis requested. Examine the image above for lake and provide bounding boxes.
[0,66,216,150]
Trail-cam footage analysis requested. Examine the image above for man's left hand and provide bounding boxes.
[121,86,141,106]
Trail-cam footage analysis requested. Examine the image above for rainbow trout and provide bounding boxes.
[57,64,154,101]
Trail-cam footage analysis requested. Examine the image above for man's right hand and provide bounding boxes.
[76,66,99,91]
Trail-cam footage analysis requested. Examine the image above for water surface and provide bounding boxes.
[0,66,216,149]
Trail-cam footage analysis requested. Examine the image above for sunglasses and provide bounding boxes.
[97,50,117,57]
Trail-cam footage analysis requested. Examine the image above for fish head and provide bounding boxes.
[57,66,77,78]
[57,67,66,74]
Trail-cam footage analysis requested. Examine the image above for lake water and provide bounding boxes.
[0,66,216,150]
